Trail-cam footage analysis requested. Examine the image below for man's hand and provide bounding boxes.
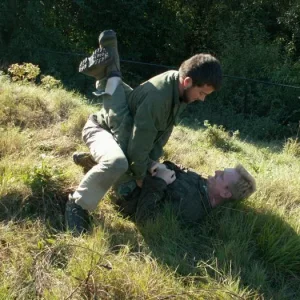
[148,161,167,176]
[155,168,176,185]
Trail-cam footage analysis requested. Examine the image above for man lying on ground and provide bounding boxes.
[73,155,256,224]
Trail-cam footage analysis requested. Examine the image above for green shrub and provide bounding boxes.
[21,160,66,229]
[40,75,62,89]
[203,120,241,152]
[8,63,40,83]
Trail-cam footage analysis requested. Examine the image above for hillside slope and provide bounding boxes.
[0,75,299,299]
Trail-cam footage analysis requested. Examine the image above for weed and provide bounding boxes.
[283,137,300,157]
[17,161,68,230]
[40,75,62,90]
[8,63,40,83]
[203,120,241,152]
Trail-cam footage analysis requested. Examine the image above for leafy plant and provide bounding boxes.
[8,63,40,83]
[203,120,241,152]
[40,75,62,89]
[22,161,64,196]
[20,160,67,229]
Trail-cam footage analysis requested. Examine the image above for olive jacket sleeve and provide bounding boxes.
[135,176,168,223]
[126,71,184,180]
[127,92,168,180]
[134,161,212,224]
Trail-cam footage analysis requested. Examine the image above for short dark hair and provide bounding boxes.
[179,54,222,90]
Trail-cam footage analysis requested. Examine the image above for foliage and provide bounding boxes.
[203,120,241,152]
[7,63,62,89]
[8,63,40,83]
[40,75,62,89]
[1,0,300,139]
[22,161,64,197]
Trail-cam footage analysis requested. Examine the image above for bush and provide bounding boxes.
[21,160,67,229]
[40,75,62,89]
[203,120,241,152]
[8,63,40,83]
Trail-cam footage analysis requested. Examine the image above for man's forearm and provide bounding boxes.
[135,176,167,223]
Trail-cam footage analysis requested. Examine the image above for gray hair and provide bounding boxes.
[229,164,256,201]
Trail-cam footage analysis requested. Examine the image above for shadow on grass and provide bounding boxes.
[133,204,300,299]
[0,169,69,232]
[0,191,68,232]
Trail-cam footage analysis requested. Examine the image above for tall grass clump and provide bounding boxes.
[283,137,300,157]
[0,127,27,158]
[60,105,96,139]
[203,120,241,152]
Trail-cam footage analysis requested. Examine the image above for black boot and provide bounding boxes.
[79,29,121,80]
[65,195,90,236]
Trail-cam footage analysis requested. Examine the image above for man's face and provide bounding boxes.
[181,84,214,104]
[207,168,240,202]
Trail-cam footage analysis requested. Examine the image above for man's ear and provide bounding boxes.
[183,77,193,89]
[220,189,232,199]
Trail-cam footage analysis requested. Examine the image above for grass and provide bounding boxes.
[0,73,299,299]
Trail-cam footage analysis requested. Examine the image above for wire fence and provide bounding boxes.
[1,46,300,90]
[36,48,300,90]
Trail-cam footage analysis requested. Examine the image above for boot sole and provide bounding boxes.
[78,57,89,73]
[79,48,112,77]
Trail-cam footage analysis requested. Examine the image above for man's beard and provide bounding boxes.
[181,89,190,103]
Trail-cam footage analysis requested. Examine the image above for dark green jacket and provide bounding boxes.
[127,71,187,179]
[94,71,186,179]
[119,162,212,224]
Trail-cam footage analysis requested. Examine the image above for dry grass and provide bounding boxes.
[0,75,299,299]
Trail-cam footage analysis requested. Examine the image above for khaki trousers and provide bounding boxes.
[72,81,133,211]
[72,120,128,211]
